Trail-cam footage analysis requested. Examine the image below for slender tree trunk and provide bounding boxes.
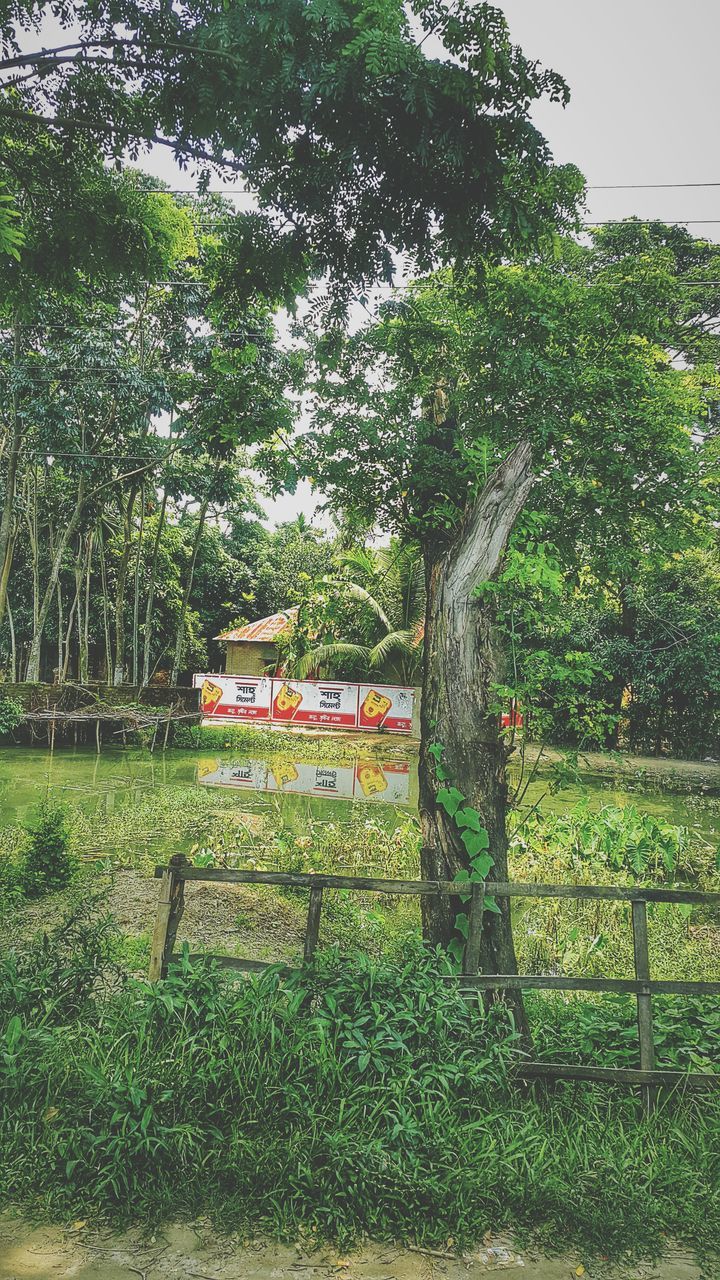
[29,468,40,635]
[80,531,93,683]
[61,546,82,683]
[6,597,16,681]
[113,486,138,687]
[418,442,533,1026]
[142,489,168,686]
[132,485,145,685]
[0,320,23,630]
[97,524,113,684]
[25,481,86,682]
[170,485,214,685]
[56,581,63,683]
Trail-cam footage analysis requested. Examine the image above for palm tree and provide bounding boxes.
[293,540,425,684]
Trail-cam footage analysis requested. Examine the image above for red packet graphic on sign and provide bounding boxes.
[272,682,303,720]
[358,688,392,729]
[200,679,224,715]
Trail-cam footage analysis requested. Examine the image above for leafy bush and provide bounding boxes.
[530,991,720,1074]
[2,943,720,1258]
[512,801,689,881]
[0,695,23,737]
[21,805,75,898]
[0,910,119,1027]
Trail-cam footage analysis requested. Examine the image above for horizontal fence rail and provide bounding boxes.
[150,855,720,1110]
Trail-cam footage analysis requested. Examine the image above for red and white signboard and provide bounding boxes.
[271,679,359,728]
[193,674,272,721]
[194,673,416,734]
[357,684,415,734]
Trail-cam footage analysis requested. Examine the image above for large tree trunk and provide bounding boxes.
[418,442,534,1011]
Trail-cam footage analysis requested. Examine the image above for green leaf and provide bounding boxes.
[437,787,465,817]
[455,912,469,939]
[454,807,483,832]
[469,853,494,878]
[483,895,501,914]
[461,829,490,857]
[428,742,444,761]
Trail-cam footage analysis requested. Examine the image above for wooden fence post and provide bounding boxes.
[148,853,188,981]
[632,898,656,1115]
[463,882,484,976]
[304,885,324,961]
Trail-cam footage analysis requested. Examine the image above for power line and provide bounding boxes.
[588,181,720,190]
[582,219,720,227]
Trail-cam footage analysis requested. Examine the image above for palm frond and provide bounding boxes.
[368,629,417,670]
[344,582,392,632]
[294,642,370,680]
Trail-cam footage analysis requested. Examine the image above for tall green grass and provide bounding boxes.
[1,920,720,1261]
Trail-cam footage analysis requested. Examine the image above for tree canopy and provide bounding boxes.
[1,0,583,284]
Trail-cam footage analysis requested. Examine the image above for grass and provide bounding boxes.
[1,921,719,1262]
[2,784,720,1261]
[173,721,417,760]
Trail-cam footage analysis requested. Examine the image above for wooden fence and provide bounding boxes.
[150,854,720,1110]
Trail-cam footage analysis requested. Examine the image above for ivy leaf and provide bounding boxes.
[461,829,490,857]
[455,807,483,832]
[436,763,450,782]
[455,911,469,939]
[470,853,494,879]
[428,742,444,761]
[483,895,501,914]
[437,787,465,817]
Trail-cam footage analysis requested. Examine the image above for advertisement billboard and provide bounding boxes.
[271,679,359,728]
[193,674,272,721]
[357,684,415,734]
[194,673,416,735]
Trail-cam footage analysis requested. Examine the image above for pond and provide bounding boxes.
[0,743,719,863]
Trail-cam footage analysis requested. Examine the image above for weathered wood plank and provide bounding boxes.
[452,973,720,995]
[304,885,324,961]
[632,898,657,1114]
[463,882,484,976]
[518,1062,719,1088]
[148,868,175,981]
[154,865,720,906]
[148,854,188,981]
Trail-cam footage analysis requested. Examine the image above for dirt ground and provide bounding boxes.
[0,1216,708,1280]
[106,871,307,964]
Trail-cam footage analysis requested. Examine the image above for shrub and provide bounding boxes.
[0,695,23,737]
[2,943,720,1259]
[21,805,75,898]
